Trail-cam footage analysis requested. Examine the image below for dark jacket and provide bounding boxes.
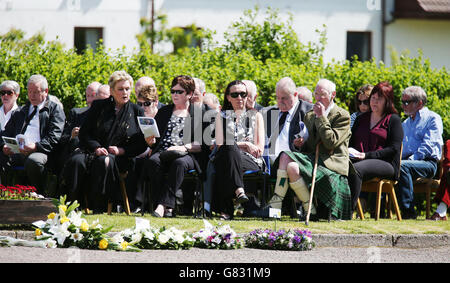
[262,100,313,154]
[152,103,212,175]
[0,95,66,154]
[60,106,90,153]
[78,97,147,158]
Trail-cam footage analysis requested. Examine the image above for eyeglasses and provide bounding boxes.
[401,99,417,106]
[0,90,14,96]
[229,92,247,98]
[171,89,185,95]
[357,99,370,106]
[137,101,155,107]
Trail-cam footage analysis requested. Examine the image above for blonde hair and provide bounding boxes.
[138,85,158,101]
[108,70,133,90]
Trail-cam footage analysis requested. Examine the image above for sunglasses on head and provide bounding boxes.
[137,101,154,107]
[357,99,370,106]
[0,90,14,96]
[171,89,185,95]
[229,92,247,98]
[401,99,417,106]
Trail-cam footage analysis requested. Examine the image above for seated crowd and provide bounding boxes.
[0,72,448,221]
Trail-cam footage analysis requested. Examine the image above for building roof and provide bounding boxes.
[394,0,450,19]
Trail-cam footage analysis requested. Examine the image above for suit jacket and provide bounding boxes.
[252,102,264,112]
[60,106,90,152]
[303,104,351,176]
[0,95,66,154]
[262,100,313,154]
[78,97,147,158]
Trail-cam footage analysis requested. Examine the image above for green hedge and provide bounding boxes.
[1,28,449,140]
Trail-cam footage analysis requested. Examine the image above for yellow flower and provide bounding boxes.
[99,239,108,250]
[120,241,129,251]
[35,229,42,236]
[58,205,67,212]
[48,212,56,219]
[80,221,89,232]
[60,216,69,224]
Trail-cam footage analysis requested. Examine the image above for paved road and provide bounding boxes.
[1,245,449,263]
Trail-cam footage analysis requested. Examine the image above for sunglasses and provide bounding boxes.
[171,89,185,95]
[137,101,155,107]
[401,99,417,106]
[229,92,247,98]
[358,99,370,106]
[0,90,14,96]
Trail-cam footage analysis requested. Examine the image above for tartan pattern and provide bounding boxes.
[278,151,352,220]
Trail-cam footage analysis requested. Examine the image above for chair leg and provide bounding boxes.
[107,201,113,215]
[356,198,364,220]
[119,174,131,216]
[389,187,402,221]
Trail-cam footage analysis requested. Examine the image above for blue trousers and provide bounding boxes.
[397,160,437,211]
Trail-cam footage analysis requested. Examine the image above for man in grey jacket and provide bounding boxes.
[0,74,65,193]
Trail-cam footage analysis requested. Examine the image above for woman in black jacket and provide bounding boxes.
[348,81,404,211]
[142,75,210,218]
[63,71,147,211]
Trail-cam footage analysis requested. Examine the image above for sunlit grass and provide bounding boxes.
[84,213,450,235]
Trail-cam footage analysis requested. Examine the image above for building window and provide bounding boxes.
[74,27,103,54]
[346,31,372,61]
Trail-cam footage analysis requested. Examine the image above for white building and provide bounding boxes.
[0,0,449,69]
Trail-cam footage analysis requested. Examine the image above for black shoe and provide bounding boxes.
[235,192,249,204]
[164,209,176,218]
[401,208,417,220]
[247,205,272,218]
[151,211,163,218]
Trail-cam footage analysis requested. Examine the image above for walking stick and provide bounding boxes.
[306,142,321,226]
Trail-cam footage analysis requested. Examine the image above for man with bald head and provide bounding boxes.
[263,77,313,163]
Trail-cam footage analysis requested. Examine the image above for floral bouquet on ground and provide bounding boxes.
[0,184,44,200]
[118,217,194,250]
[32,195,139,251]
[244,229,315,251]
[192,220,244,250]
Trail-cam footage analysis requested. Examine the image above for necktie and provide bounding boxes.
[21,105,38,134]
[278,111,288,135]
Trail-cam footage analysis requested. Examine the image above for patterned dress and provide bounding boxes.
[159,114,186,151]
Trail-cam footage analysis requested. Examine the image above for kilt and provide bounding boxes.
[274,151,352,220]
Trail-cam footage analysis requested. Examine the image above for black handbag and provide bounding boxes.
[159,150,188,164]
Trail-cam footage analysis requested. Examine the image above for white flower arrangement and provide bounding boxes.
[192,220,244,249]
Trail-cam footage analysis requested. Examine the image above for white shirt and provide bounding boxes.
[24,101,45,144]
[0,103,18,131]
[272,101,299,162]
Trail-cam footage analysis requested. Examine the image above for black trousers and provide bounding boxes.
[142,151,195,209]
[213,144,260,215]
[348,159,395,210]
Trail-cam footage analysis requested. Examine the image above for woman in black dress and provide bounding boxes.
[63,71,147,211]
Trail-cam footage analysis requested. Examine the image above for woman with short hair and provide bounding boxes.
[63,70,147,211]
[0,80,20,131]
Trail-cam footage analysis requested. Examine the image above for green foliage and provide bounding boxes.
[0,6,449,139]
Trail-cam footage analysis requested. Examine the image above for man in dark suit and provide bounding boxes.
[0,74,65,193]
[261,77,313,211]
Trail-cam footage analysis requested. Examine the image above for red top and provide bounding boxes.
[351,112,392,153]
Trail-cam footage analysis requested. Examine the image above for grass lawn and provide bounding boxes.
[83,213,450,235]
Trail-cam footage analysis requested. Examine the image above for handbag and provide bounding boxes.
[159,150,188,164]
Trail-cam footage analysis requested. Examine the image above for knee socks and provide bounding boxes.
[290,177,316,215]
[268,169,289,209]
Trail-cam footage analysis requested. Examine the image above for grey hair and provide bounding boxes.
[0,80,20,94]
[297,86,313,103]
[194,77,206,94]
[203,92,220,106]
[242,80,257,98]
[27,74,48,90]
[402,86,427,105]
[316,79,336,94]
[108,70,133,90]
[276,77,297,96]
